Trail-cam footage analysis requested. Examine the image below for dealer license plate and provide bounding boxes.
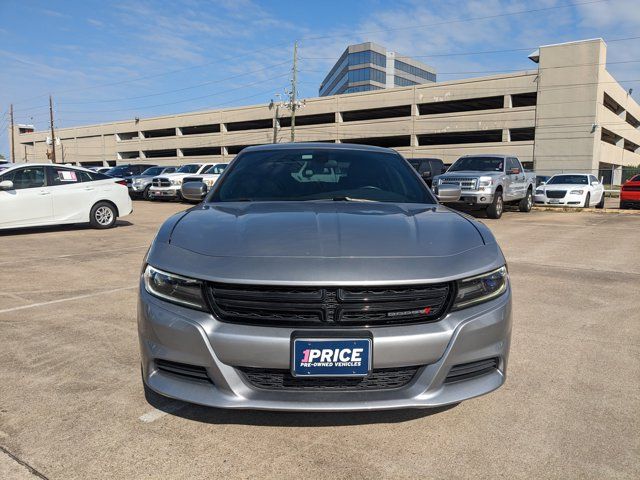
[292,338,371,377]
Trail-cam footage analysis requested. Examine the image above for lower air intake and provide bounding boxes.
[445,357,500,383]
[155,359,212,383]
[238,366,420,391]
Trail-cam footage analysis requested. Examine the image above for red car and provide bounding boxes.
[620,174,640,209]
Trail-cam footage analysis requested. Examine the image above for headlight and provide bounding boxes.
[204,178,216,187]
[452,266,508,310]
[170,178,183,186]
[535,188,543,195]
[478,177,492,187]
[570,189,584,195]
[143,265,207,310]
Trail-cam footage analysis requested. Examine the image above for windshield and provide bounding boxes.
[547,175,588,185]
[205,164,227,174]
[106,166,128,176]
[449,156,504,172]
[142,167,163,176]
[177,164,200,174]
[211,149,435,204]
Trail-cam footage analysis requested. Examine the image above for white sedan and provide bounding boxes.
[0,163,133,230]
[534,173,605,208]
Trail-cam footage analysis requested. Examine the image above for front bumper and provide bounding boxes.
[138,283,512,411]
[534,193,584,207]
[149,186,180,199]
[129,182,149,193]
[436,188,494,205]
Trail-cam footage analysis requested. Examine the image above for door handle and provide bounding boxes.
[83,187,95,191]
[38,190,51,195]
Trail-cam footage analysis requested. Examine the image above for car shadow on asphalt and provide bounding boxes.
[0,220,133,235]
[144,385,458,426]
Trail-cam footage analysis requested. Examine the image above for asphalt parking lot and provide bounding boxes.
[1,201,639,479]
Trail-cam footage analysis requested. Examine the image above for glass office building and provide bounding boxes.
[319,42,436,97]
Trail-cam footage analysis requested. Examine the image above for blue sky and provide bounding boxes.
[1,0,640,157]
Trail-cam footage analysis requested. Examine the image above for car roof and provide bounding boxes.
[457,154,517,159]
[0,162,95,172]
[242,142,397,154]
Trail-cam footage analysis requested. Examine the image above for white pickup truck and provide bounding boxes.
[433,154,536,219]
[148,163,217,201]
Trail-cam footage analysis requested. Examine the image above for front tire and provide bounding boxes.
[583,193,591,208]
[486,191,504,219]
[143,185,152,200]
[518,188,533,212]
[90,201,117,229]
[596,193,605,209]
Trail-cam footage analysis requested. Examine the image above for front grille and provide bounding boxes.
[155,359,212,383]
[440,177,478,190]
[238,366,420,391]
[545,190,566,199]
[152,177,171,187]
[445,357,499,383]
[205,282,454,327]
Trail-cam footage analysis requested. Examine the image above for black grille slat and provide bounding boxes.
[155,359,212,383]
[239,366,420,391]
[545,190,566,199]
[206,282,454,327]
[445,357,499,383]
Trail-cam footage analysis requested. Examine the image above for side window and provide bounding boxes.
[50,167,84,186]
[506,158,519,173]
[4,167,46,190]
[202,164,214,172]
[589,175,598,184]
[164,167,176,174]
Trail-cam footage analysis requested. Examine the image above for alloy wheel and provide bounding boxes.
[95,206,114,226]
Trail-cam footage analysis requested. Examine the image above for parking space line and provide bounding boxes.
[0,245,149,267]
[139,404,186,423]
[0,286,136,314]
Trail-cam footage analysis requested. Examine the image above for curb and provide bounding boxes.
[531,206,640,215]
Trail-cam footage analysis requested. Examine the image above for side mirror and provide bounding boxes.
[540,181,546,186]
[181,181,208,202]
[436,184,461,202]
[0,180,14,191]
[591,181,599,186]
[509,168,520,175]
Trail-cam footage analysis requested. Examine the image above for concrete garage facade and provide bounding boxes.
[12,38,640,183]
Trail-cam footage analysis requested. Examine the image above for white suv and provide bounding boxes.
[148,163,215,201]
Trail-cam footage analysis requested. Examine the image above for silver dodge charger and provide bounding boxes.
[138,143,512,411]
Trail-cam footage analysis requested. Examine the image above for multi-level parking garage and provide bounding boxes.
[13,38,640,184]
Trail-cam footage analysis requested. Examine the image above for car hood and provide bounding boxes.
[147,202,505,284]
[540,184,588,190]
[439,171,501,177]
[131,174,153,181]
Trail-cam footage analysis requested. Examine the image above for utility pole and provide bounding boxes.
[290,41,298,142]
[269,97,281,143]
[9,104,15,163]
[49,95,57,163]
